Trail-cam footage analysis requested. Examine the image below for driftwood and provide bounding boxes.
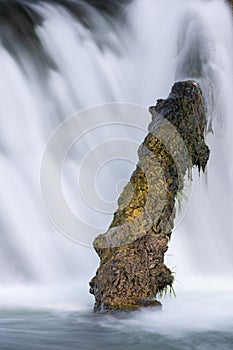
[90,81,210,312]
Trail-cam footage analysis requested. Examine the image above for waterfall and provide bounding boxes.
[0,0,232,307]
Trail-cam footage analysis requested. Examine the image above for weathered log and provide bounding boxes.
[90,81,210,312]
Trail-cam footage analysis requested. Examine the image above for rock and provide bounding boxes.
[90,80,210,313]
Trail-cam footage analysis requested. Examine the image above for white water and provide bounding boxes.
[0,0,232,325]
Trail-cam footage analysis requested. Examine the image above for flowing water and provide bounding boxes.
[0,0,233,348]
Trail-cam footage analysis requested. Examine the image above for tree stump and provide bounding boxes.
[90,81,210,312]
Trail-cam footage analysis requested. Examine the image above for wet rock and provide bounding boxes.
[90,80,210,313]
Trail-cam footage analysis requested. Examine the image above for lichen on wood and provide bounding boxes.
[90,80,210,313]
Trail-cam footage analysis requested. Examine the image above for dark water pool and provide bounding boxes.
[0,307,232,350]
